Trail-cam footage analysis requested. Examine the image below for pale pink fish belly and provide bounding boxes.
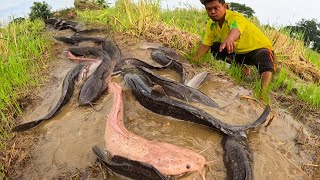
[67,51,99,62]
[105,81,206,178]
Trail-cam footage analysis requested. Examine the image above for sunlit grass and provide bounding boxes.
[160,8,207,36]
[0,19,51,178]
[76,0,320,108]
[297,83,320,108]
[307,49,320,69]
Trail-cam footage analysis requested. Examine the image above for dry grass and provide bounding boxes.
[144,22,201,53]
[266,29,320,83]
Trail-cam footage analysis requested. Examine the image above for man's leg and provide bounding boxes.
[243,48,275,102]
[261,71,273,94]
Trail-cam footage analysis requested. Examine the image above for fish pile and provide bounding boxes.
[12,18,271,180]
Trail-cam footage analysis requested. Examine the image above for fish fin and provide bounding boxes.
[185,71,209,89]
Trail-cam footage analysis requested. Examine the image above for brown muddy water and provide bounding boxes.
[10,29,316,180]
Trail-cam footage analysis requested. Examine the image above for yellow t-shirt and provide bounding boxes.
[203,10,273,54]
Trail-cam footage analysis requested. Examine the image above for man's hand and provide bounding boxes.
[194,44,211,63]
[219,28,240,53]
[219,38,235,53]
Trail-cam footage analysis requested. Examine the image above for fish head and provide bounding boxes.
[150,147,206,177]
[170,154,207,179]
[78,77,103,105]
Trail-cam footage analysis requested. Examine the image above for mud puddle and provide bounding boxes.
[9,29,318,180]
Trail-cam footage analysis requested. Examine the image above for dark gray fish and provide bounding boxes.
[57,20,79,32]
[54,36,78,45]
[77,47,117,105]
[68,46,105,57]
[140,43,183,61]
[124,70,270,137]
[101,39,122,61]
[44,18,61,25]
[114,57,172,73]
[137,66,219,108]
[44,18,80,32]
[151,49,186,83]
[73,28,107,36]
[55,36,105,45]
[222,135,252,180]
[11,64,85,132]
[60,20,78,28]
[152,47,184,61]
[58,24,78,32]
[72,36,105,43]
[92,145,167,180]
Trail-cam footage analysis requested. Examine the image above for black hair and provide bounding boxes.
[200,0,225,5]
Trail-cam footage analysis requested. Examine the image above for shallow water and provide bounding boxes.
[14,31,312,179]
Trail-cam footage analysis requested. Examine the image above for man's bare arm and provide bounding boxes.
[194,44,211,61]
[219,28,240,53]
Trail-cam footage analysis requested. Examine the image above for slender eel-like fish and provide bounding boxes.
[70,39,121,105]
[11,64,85,132]
[76,48,116,105]
[114,57,172,73]
[92,146,167,180]
[137,66,219,108]
[44,18,80,32]
[151,49,186,83]
[222,135,253,180]
[101,39,122,61]
[124,70,270,137]
[186,70,253,180]
[103,81,207,179]
[54,36,105,45]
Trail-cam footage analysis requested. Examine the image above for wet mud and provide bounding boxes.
[8,27,319,180]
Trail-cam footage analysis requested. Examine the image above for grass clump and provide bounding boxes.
[0,19,51,178]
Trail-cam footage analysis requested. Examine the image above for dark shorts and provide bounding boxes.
[211,42,276,74]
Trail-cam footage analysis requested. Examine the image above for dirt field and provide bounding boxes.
[7,25,319,179]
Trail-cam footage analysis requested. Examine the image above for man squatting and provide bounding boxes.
[194,0,275,98]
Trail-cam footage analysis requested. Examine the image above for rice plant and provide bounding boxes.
[0,18,51,177]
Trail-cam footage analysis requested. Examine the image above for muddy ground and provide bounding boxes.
[7,24,319,180]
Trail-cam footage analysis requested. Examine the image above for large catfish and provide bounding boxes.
[11,64,85,132]
[92,146,167,180]
[151,49,186,83]
[137,66,219,108]
[103,81,207,179]
[54,36,105,45]
[124,70,270,137]
[222,135,253,180]
[77,48,116,105]
[114,57,172,74]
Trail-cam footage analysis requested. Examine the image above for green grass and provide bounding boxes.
[160,8,207,36]
[0,19,51,178]
[307,49,320,69]
[297,83,320,108]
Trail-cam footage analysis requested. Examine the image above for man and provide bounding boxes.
[195,0,275,98]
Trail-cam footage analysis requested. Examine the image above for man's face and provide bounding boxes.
[205,1,227,21]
